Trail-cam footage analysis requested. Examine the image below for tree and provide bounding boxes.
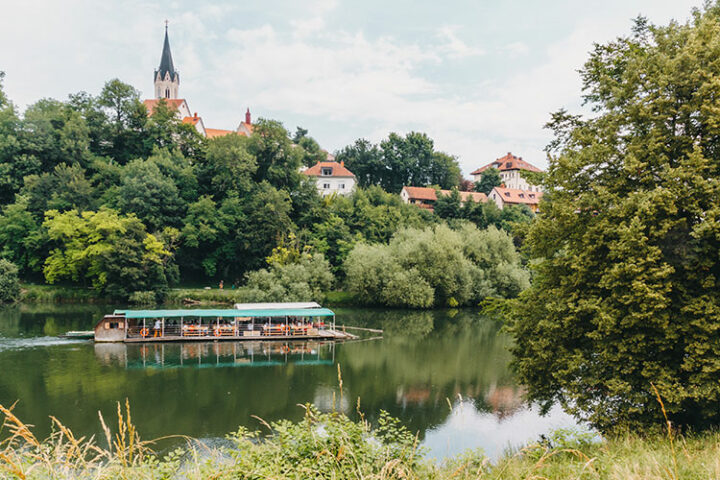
[344,224,528,308]
[110,153,187,231]
[508,6,720,433]
[42,209,173,297]
[243,253,334,302]
[0,197,46,275]
[247,118,304,191]
[474,167,501,194]
[433,188,462,219]
[0,259,20,303]
[97,79,148,162]
[337,133,462,192]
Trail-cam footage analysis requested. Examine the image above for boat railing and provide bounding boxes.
[126,321,328,339]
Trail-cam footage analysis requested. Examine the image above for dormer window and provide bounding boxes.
[519,193,524,198]
[529,193,535,198]
[506,162,512,168]
[321,167,332,176]
[504,192,510,197]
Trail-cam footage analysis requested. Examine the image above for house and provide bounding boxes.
[142,25,253,139]
[401,186,487,211]
[303,161,356,196]
[489,186,543,213]
[471,152,543,192]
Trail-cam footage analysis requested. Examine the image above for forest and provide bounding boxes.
[0,74,532,305]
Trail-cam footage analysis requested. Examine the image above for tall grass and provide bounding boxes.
[2,399,719,479]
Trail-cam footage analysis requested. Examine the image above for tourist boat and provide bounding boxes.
[93,303,356,343]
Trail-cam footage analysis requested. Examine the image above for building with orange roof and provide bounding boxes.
[471,152,544,192]
[400,186,487,211]
[143,24,253,140]
[489,186,543,212]
[302,161,356,196]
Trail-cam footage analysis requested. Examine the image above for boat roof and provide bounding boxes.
[113,308,335,319]
[233,302,321,310]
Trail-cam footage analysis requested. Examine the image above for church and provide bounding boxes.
[142,25,253,139]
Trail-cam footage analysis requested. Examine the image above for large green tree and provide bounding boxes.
[508,6,720,433]
[42,209,173,297]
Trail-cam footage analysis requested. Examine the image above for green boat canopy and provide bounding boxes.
[114,308,335,319]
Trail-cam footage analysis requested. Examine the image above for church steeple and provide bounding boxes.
[154,22,180,99]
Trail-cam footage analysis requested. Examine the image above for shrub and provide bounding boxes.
[0,259,20,303]
[344,223,529,308]
[243,253,334,302]
[128,290,157,306]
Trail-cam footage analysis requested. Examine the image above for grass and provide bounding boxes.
[2,399,719,479]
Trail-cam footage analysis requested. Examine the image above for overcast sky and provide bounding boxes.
[0,0,703,175]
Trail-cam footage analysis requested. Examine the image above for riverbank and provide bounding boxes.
[1,401,717,479]
[18,284,361,307]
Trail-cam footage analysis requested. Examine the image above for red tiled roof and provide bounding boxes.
[303,161,355,177]
[402,186,487,203]
[403,186,437,201]
[205,128,237,139]
[143,98,186,115]
[491,187,543,205]
[182,116,201,125]
[471,152,542,175]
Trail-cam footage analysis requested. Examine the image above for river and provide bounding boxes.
[0,304,584,460]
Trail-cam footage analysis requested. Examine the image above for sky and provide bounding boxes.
[0,0,704,175]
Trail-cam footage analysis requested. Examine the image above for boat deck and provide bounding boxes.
[123,329,357,343]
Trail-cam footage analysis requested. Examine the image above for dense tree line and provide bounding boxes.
[0,73,529,301]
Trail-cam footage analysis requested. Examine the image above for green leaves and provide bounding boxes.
[509,4,720,433]
[42,209,174,297]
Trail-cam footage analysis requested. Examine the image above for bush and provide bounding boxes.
[242,253,334,302]
[0,259,20,303]
[344,224,529,308]
[128,290,157,306]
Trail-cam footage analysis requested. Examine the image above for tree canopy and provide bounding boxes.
[508,6,720,433]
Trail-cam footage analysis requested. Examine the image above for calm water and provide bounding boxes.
[0,304,583,460]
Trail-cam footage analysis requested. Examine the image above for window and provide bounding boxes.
[340,183,345,189]
[323,183,330,189]
[165,87,170,98]
[504,192,510,197]
[506,162,512,168]
[529,193,535,199]
[519,193,524,198]
[321,168,332,176]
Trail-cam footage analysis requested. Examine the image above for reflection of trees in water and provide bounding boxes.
[0,304,108,338]
[0,307,523,444]
[336,309,518,437]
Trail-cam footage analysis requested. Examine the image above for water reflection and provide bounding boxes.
[95,341,337,369]
[0,305,583,458]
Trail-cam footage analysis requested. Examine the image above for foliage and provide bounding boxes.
[508,6,720,433]
[336,133,462,192]
[243,253,334,302]
[128,290,158,306]
[42,209,174,298]
[474,167,502,194]
[3,399,720,479]
[344,224,529,308]
[0,259,20,303]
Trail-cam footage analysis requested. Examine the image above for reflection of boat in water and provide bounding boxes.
[93,303,358,343]
[94,340,338,369]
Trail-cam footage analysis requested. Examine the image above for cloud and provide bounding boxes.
[436,25,485,59]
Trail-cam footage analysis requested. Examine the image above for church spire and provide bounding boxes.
[154,22,180,99]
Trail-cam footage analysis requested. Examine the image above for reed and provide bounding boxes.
[1,400,719,479]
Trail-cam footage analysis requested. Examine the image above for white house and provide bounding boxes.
[471,152,543,192]
[489,186,543,213]
[303,161,356,196]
